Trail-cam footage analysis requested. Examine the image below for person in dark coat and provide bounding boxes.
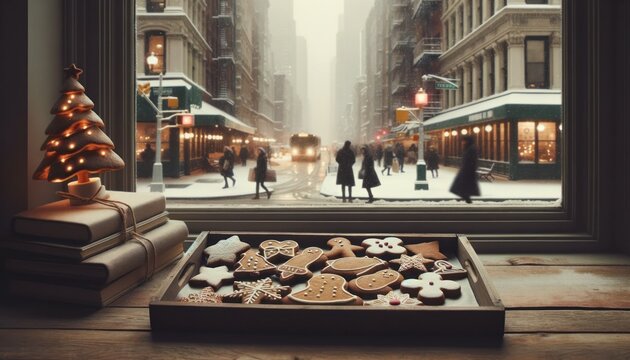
[450,136,480,203]
[395,143,405,173]
[336,140,356,202]
[239,146,249,166]
[360,145,380,203]
[426,146,440,178]
[375,144,384,167]
[220,146,236,189]
[381,145,394,176]
[253,147,271,199]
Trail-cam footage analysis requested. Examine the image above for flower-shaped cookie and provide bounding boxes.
[361,237,407,260]
[400,272,461,305]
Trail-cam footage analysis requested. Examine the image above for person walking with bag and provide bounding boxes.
[395,143,405,173]
[360,145,380,203]
[239,146,249,166]
[450,135,480,203]
[221,146,236,189]
[336,140,356,202]
[253,147,271,199]
[381,145,393,176]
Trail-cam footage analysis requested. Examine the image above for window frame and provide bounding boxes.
[146,0,166,13]
[144,30,166,75]
[524,36,550,89]
[60,0,618,253]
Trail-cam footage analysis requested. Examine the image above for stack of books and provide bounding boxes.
[1,191,188,307]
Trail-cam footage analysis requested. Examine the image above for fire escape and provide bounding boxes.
[212,0,236,113]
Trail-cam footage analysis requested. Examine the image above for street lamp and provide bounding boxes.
[146,52,166,192]
[414,88,429,190]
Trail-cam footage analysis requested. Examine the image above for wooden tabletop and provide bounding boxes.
[1,254,630,359]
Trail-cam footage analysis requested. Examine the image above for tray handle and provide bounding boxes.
[463,259,479,284]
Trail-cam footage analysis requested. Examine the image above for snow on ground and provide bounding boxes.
[320,161,561,201]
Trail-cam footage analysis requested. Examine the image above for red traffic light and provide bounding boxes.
[176,114,195,127]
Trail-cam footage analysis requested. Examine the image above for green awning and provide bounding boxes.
[424,91,562,131]
[191,101,256,134]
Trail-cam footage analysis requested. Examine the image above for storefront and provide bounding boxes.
[136,79,256,178]
[423,91,561,180]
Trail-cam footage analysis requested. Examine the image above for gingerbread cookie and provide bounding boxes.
[389,254,434,277]
[177,287,222,304]
[189,265,235,289]
[321,256,388,279]
[323,237,364,259]
[361,237,407,260]
[400,272,461,305]
[348,269,404,299]
[404,241,447,261]
[204,235,251,267]
[364,291,422,307]
[276,247,327,284]
[259,239,299,263]
[283,274,363,305]
[432,260,468,280]
[222,278,291,304]
[233,249,276,279]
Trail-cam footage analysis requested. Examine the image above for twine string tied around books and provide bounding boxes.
[57,186,158,280]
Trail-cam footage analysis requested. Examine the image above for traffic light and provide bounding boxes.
[163,96,179,109]
[175,114,195,127]
[396,108,410,123]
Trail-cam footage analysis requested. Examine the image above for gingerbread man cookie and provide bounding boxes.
[389,254,434,277]
[283,274,363,305]
[233,249,276,280]
[204,235,251,267]
[432,260,468,280]
[189,265,235,289]
[323,237,364,259]
[222,278,291,304]
[177,287,223,304]
[364,291,422,307]
[404,241,447,261]
[276,247,327,284]
[259,240,299,263]
[361,237,407,260]
[348,269,404,299]
[400,272,461,305]
[321,256,388,279]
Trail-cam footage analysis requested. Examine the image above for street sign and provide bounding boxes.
[435,81,458,90]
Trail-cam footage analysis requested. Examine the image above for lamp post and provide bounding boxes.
[414,88,429,190]
[146,52,165,192]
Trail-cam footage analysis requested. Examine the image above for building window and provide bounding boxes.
[525,37,549,89]
[526,0,549,4]
[147,0,166,13]
[145,31,166,75]
[518,120,557,163]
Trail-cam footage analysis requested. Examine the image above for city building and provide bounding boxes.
[424,0,562,179]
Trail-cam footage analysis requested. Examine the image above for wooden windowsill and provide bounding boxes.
[1,253,629,358]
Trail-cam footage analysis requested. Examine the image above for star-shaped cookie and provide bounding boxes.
[189,265,235,289]
[222,278,291,304]
[204,235,251,267]
[389,254,434,277]
[404,241,447,260]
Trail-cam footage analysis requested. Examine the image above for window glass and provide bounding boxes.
[147,0,166,13]
[518,122,536,163]
[537,121,557,164]
[145,32,166,74]
[526,38,548,88]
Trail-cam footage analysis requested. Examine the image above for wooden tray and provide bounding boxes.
[150,232,504,336]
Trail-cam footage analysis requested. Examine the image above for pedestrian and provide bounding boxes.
[450,135,480,203]
[239,146,249,166]
[395,143,405,173]
[336,140,356,202]
[426,146,440,178]
[253,147,271,199]
[360,145,380,203]
[375,143,384,167]
[381,145,394,176]
[220,146,236,189]
[139,143,155,178]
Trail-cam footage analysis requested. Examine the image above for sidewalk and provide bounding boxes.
[136,160,289,199]
[320,161,561,202]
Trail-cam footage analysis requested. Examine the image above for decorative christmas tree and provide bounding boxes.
[33,64,125,204]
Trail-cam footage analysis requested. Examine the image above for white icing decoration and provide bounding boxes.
[362,237,406,256]
[277,247,324,279]
[322,257,387,276]
[353,269,402,292]
[288,274,359,304]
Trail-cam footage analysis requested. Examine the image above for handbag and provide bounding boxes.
[265,169,277,182]
[358,168,365,180]
[248,168,256,182]
[392,158,400,173]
